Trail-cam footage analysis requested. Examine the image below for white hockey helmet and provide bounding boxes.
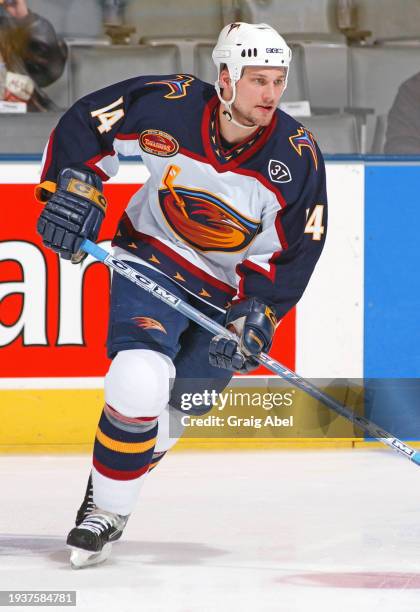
[212,22,292,104]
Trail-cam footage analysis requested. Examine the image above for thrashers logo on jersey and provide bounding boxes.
[139,130,179,157]
[158,165,261,252]
[145,75,194,99]
[132,317,167,334]
[289,127,318,170]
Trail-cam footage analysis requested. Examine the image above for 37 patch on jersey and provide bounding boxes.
[268,159,292,183]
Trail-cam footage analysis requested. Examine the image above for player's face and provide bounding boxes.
[223,67,287,127]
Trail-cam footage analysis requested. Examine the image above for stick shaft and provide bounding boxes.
[81,239,420,466]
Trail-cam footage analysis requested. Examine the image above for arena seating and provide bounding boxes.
[27,0,103,38]
[348,45,420,152]
[0,112,61,153]
[140,37,215,78]
[4,1,420,155]
[370,114,388,154]
[69,44,181,103]
[284,35,348,111]
[275,43,311,104]
[235,0,335,36]
[194,42,217,85]
[294,113,360,154]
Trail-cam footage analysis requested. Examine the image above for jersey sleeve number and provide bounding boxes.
[91,97,124,134]
[304,204,325,241]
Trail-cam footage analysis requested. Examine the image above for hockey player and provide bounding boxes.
[36,22,327,568]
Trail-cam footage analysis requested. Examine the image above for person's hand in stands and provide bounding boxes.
[3,0,29,19]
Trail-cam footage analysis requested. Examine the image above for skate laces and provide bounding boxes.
[83,485,96,515]
[79,511,121,536]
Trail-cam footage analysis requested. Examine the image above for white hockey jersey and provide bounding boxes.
[39,74,327,318]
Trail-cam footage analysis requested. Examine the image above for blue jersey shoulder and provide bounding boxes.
[135,73,214,106]
[265,108,324,178]
[76,73,214,117]
[239,109,325,202]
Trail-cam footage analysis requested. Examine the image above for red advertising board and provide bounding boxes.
[1,174,295,381]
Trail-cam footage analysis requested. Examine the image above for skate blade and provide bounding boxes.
[68,543,112,569]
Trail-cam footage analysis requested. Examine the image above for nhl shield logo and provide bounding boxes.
[268,159,292,183]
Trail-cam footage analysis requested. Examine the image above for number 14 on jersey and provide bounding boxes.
[305,204,325,241]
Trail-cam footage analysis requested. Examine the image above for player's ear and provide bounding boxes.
[219,65,231,89]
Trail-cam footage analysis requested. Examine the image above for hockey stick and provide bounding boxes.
[81,238,420,466]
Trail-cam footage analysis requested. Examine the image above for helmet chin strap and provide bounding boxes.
[222,106,256,130]
[215,79,256,131]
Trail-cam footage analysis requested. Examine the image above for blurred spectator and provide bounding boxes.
[384,72,420,154]
[0,0,67,110]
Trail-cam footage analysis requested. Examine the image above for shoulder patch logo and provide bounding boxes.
[139,130,179,157]
[145,74,194,99]
[268,159,292,183]
[289,127,318,170]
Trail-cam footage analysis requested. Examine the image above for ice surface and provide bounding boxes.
[1,450,420,611]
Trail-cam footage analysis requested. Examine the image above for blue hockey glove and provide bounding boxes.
[36,167,107,263]
[209,298,277,373]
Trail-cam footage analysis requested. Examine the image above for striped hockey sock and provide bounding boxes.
[91,404,158,514]
[93,404,157,480]
[148,451,167,472]
[76,449,168,526]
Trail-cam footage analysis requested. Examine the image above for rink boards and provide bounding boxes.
[0,160,418,450]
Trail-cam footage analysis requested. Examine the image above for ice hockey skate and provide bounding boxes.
[67,509,129,569]
[75,474,95,526]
